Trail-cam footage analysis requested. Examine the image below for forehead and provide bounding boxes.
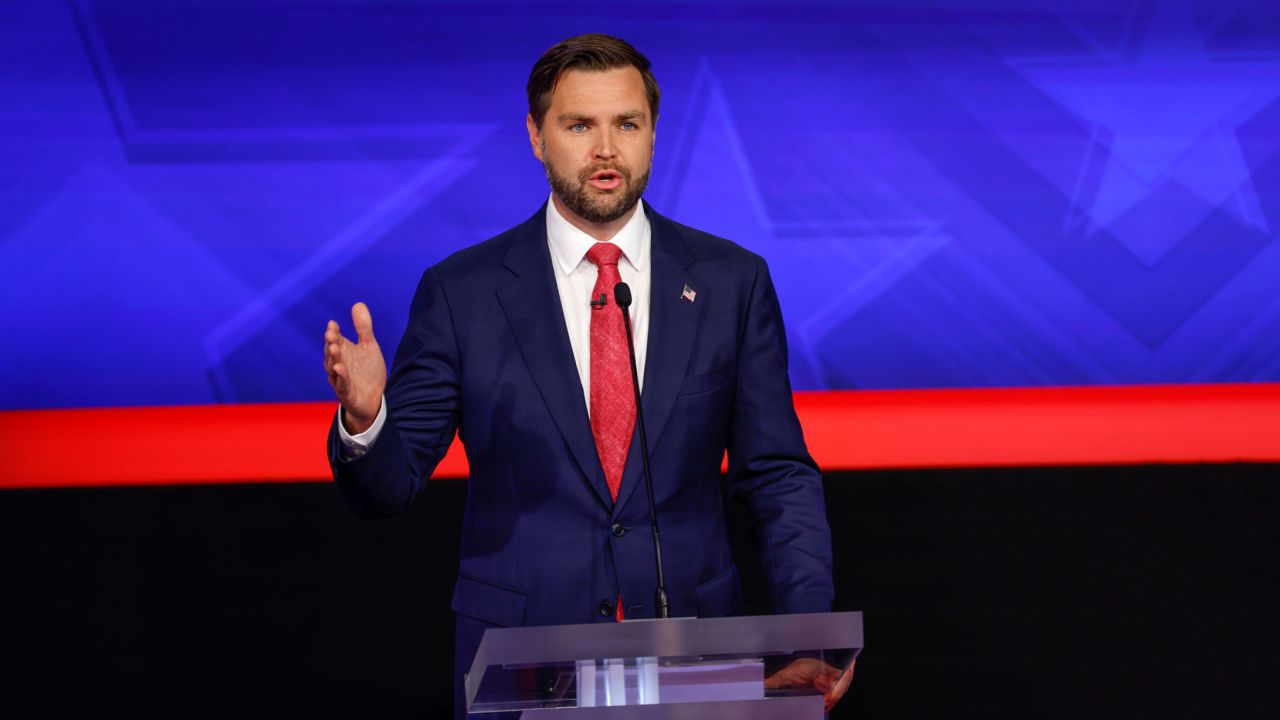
[548,66,649,118]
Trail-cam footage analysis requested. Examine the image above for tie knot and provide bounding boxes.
[586,242,623,268]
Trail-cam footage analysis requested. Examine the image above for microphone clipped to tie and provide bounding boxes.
[590,292,608,309]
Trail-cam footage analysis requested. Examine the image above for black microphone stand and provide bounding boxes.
[613,282,670,619]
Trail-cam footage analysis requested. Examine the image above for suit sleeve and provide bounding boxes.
[725,257,835,614]
[327,266,462,518]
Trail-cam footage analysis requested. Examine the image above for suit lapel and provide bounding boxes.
[496,209,613,509]
[614,210,702,515]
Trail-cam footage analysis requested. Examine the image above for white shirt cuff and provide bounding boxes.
[337,397,387,459]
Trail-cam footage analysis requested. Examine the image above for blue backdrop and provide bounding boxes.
[3,0,1279,410]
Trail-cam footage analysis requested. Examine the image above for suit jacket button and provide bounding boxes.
[598,600,614,617]
[611,523,625,537]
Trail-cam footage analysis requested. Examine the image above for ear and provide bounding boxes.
[526,113,544,163]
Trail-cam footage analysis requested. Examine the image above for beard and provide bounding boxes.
[545,156,650,225]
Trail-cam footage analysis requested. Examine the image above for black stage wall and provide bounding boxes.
[5,465,1279,718]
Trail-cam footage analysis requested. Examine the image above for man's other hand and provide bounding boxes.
[764,657,855,712]
[324,302,386,434]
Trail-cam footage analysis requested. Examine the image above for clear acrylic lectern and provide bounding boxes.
[465,611,862,718]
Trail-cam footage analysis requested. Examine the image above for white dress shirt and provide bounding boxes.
[339,197,651,456]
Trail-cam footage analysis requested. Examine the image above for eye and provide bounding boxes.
[620,122,637,131]
[570,123,588,133]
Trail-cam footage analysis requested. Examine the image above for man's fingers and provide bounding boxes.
[331,363,349,392]
[325,320,343,344]
[351,302,376,345]
[324,321,350,371]
[824,661,854,711]
[330,340,345,371]
[838,662,854,691]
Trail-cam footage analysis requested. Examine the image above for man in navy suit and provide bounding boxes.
[323,34,845,715]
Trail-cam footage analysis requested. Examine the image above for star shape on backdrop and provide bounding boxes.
[1010,0,1279,266]
[651,62,950,389]
[68,0,495,402]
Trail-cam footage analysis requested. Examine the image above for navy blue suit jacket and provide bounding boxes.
[328,202,833,634]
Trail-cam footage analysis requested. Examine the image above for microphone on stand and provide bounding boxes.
[613,281,669,619]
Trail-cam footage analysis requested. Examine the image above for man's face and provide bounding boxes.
[527,66,655,226]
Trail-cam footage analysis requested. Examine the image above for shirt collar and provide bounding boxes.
[546,194,649,277]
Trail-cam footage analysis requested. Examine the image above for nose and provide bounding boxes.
[595,131,617,160]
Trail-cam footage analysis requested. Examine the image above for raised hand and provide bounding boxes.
[324,302,387,434]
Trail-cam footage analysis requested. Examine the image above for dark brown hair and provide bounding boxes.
[526,34,660,130]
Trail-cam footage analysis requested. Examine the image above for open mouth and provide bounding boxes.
[588,169,623,191]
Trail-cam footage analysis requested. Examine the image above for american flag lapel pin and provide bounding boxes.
[681,284,697,303]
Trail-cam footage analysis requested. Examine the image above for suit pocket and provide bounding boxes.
[694,565,743,617]
[678,363,734,397]
[451,574,528,627]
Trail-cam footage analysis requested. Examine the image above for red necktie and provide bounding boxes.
[585,242,636,503]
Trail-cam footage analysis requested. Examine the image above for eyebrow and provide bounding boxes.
[556,111,648,124]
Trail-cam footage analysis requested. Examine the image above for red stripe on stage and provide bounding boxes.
[2,384,1278,489]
